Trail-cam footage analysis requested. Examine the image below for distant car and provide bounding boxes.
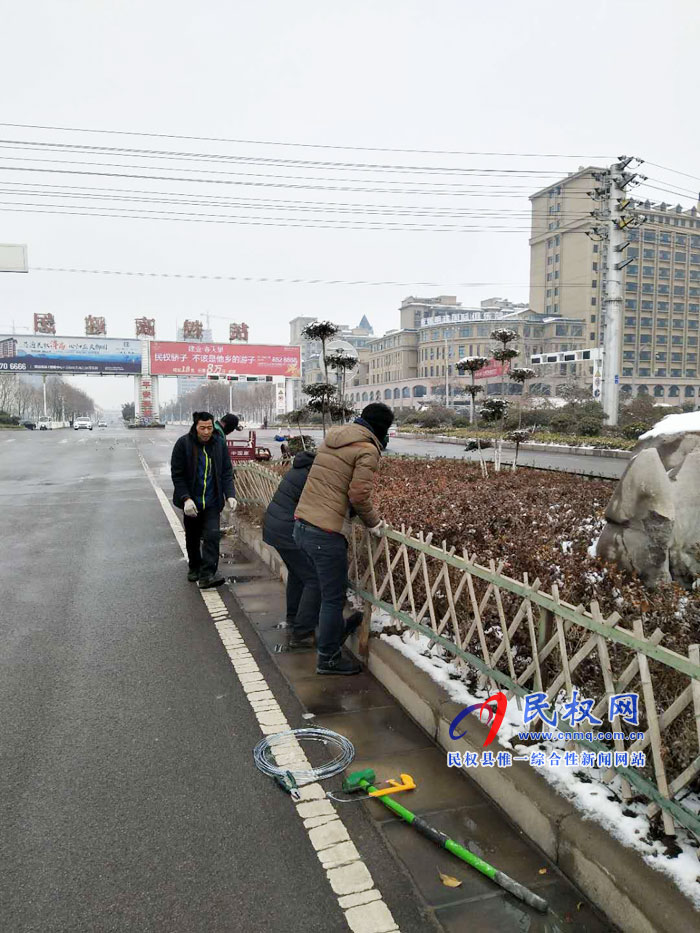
[37,416,52,431]
[74,417,93,431]
[21,420,36,430]
[97,420,107,427]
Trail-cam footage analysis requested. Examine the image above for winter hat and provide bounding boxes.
[218,413,240,434]
[360,402,394,440]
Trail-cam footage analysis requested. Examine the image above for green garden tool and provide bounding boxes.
[341,769,548,914]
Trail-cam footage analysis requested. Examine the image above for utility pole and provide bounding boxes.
[42,374,47,417]
[444,334,450,408]
[588,157,646,427]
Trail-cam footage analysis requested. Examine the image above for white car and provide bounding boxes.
[97,420,107,428]
[37,416,52,431]
[74,417,93,430]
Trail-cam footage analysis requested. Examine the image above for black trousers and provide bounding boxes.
[274,543,321,635]
[184,507,221,577]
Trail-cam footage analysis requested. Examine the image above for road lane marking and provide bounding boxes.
[137,450,400,933]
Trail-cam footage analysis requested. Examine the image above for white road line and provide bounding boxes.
[137,451,400,933]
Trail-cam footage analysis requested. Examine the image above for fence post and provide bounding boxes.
[537,606,554,652]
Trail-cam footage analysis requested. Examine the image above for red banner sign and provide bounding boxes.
[149,341,301,378]
[474,359,507,380]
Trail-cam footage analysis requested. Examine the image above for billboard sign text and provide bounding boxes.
[149,341,301,378]
[0,335,142,374]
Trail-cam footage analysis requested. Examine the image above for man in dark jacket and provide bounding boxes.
[171,411,236,588]
[263,451,320,649]
[214,412,241,440]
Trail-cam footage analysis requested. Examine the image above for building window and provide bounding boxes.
[625,317,637,327]
[591,314,597,323]
[685,386,696,397]
[657,335,668,344]
[626,265,638,276]
[656,369,667,377]
[639,351,651,361]
[654,386,665,397]
[658,301,669,311]
[625,334,637,344]
[639,368,651,377]
[659,250,671,262]
[628,282,641,293]
[674,286,686,296]
[644,230,656,242]
[591,279,598,288]
[643,249,655,260]
[671,370,682,378]
[659,232,672,244]
[623,367,633,377]
[640,317,653,327]
[625,299,637,310]
[640,334,652,344]
[688,369,698,377]
[591,297,597,306]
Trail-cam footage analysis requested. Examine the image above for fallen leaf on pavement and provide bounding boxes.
[438,872,462,888]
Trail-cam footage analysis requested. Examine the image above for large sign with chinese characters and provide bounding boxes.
[0,335,142,374]
[149,341,301,378]
[473,359,507,380]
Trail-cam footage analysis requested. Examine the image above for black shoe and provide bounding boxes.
[287,631,316,651]
[198,572,226,589]
[316,650,362,675]
[187,568,201,582]
[340,611,363,645]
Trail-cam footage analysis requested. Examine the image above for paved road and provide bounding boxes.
[251,426,627,479]
[0,425,430,933]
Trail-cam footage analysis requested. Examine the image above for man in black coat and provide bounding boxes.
[171,411,236,588]
[263,451,320,648]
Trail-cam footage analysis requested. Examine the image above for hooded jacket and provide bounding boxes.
[294,423,382,534]
[171,424,235,511]
[262,450,316,549]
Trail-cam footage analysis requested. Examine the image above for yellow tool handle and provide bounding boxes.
[368,773,416,797]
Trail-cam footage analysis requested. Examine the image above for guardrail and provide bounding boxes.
[235,461,700,841]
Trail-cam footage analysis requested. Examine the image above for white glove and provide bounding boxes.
[227,497,238,512]
[183,499,198,518]
[368,520,386,538]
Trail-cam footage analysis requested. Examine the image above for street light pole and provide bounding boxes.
[444,335,450,407]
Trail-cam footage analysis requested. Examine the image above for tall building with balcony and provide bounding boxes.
[530,168,700,405]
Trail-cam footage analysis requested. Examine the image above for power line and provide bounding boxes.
[0,186,590,221]
[0,203,536,232]
[645,161,700,185]
[30,265,604,287]
[0,139,571,177]
[0,121,611,159]
[0,164,575,199]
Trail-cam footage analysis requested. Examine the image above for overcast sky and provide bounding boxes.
[1,0,698,407]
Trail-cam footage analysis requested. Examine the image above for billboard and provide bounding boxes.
[0,335,143,374]
[474,359,508,380]
[149,341,301,378]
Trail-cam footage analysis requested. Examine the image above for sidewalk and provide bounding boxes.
[222,534,614,933]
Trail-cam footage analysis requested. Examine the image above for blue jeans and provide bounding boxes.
[274,543,321,635]
[293,521,348,658]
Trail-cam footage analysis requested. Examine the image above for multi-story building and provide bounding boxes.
[530,168,700,405]
[347,298,586,410]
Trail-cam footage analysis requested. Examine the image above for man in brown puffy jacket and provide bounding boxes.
[294,402,394,675]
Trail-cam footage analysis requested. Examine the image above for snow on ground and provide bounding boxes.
[640,411,700,440]
[380,625,700,909]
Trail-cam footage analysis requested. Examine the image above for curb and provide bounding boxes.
[236,521,697,933]
[395,432,632,460]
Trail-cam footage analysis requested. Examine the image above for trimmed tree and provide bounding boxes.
[325,348,358,423]
[301,321,341,435]
[509,367,537,427]
[456,356,488,425]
